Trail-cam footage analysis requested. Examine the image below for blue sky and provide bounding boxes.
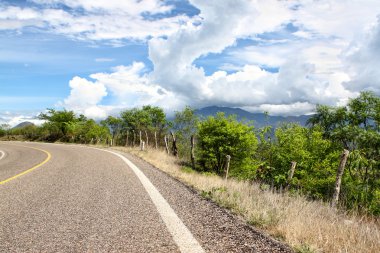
[1,0,380,125]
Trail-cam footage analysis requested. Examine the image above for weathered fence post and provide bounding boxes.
[170,131,178,157]
[141,141,145,151]
[331,149,350,208]
[224,155,231,180]
[190,135,196,170]
[286,161,297,190]
[154,131,158,149]
[164,135,170,154]
[145,130,149,147]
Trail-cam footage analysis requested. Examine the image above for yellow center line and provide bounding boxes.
[0,145,51,185]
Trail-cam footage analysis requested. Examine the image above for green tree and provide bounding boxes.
[197,113,257,178]
[101,116,123,144]
[0,124,9,137]
[38,109,77,141]
[120,106,167,147]
[173,106,199,159]
[308,91,380,214]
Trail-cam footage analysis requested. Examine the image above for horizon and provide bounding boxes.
[1,0,380,126]
[4,105,314,128]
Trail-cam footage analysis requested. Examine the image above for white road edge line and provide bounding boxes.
[0,150,5,161]
[98,148,205,253]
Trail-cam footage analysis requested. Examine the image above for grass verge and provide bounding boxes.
[112,146,379,253]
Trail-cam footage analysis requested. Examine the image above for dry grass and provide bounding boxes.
[112,146,380,253]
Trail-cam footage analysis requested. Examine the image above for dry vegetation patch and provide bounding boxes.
[112,146,379,253]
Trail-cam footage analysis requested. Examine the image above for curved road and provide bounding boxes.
[0,141,291,252]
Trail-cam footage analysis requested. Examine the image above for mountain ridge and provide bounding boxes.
[195,106,311,128]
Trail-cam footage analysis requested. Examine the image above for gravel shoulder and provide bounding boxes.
[116,149,293,253]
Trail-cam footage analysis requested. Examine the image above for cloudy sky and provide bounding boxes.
[1,0,380,126]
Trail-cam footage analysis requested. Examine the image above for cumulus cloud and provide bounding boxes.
[63,76,108,118]
[62,62,186,118]
[4,0,378,118]
[58,0,380,117]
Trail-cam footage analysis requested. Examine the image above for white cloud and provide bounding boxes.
[63,76,108,118]
[145,0,362,115]
[5,0,377,118]
[62,62,186,118]
[242,102,316,116]
[31,0,173,15]
[0,111,44,127]
[294,0,380,41]
[344,17,380,93]
[0,2,191,41]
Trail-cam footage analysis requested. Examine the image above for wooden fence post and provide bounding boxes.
[154,131,158,149]
[286,161,297,189]
[225,155,231,180]
[164,135,170,154]
[170,131,178,157]
[331,149,350,208]
[190,135,196,170]
[145,130,149,147]
[141,141,145,151]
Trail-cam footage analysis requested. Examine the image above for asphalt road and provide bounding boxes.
[0,142,292,252]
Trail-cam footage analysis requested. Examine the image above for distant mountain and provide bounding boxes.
[12,121,35,129]
[195,106,311,129]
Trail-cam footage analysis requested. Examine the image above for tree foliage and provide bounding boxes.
[308,91,380,214]
[197,113,257,178]
[172,106,199,159]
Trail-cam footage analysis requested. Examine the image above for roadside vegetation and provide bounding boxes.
[1,91,379,252]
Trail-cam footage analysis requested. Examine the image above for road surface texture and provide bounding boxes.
[0,141,292,252]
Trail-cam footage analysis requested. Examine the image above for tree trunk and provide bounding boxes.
[164,135,170,154]
[331,149,350,208]
[224,155,231,180]
[170,131,178,157]
[154,131,158,149]
[286,161,297,190]
[126,131,129,147]
[139,130,142,149]
[132,130,136,147]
